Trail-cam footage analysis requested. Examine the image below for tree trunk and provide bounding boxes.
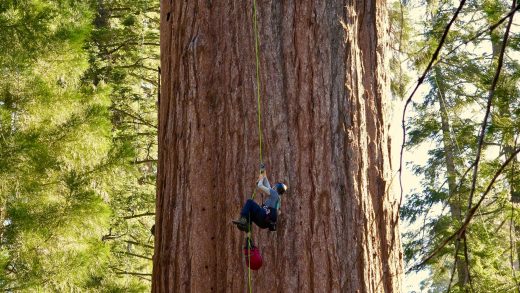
[154,1,402,292]
[435,67,469,290]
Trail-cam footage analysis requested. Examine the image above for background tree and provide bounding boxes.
[85,0,159,288]
[0,1,115,290]
[0,0,158,291]
[154,0,402,292]
[401,0,520,291]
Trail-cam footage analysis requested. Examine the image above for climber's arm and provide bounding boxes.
[257,174,271,195]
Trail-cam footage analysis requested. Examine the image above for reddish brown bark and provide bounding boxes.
[154,1,402,292]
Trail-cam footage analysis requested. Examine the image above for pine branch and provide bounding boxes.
[509,204,520,289]
[476,206,503,217]
[112,108,157,128]
[113,64,159,72]
[103,237,154,249]
[420,161,475,238]
[128,72,159,85]
[399,1,520,211]
[117,251,153,261]
[119,121,157,129]
[136,275,152,282]
[466,0,516,211]
[102,233,126,241]
[106,57,160,72]
[494,218,509,235]
[407,146,520,273]
[123,212,155,219]
[462,233,474,291]
[446,240,461,292]
[115,271,152,276]
[123,240,154,249]
[102,41,159,55]
[399,0,468,206]
[133,159,157,164]
[444,2,520,57]
[110,266,152,276]
[406,0,517,274]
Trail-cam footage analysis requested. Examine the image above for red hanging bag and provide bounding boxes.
[243,244,263,270]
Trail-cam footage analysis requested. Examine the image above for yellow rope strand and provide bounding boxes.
[253,0,263,164]
[248,0,262,291]
[247,230,252,293]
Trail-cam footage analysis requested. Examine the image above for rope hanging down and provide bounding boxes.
[247,0,263,292]
[253,0,263,165]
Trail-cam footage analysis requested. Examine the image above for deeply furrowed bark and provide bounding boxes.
[154,1,402,292]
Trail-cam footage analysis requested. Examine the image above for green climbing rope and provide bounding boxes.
[253,0,263,165]
[248,0,262,292]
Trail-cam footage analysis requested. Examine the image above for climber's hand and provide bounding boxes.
[259,163,265,174]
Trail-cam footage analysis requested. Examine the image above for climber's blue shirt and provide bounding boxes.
[264,188,280,209]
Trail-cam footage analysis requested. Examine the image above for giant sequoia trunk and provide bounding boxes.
[154,1,402,292]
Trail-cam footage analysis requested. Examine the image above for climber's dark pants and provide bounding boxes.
[240,199,269,229]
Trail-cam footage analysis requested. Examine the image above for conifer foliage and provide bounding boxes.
[0,0,158,291]
[400,0,520,291]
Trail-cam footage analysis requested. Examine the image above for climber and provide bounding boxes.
[232,164,287,232]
